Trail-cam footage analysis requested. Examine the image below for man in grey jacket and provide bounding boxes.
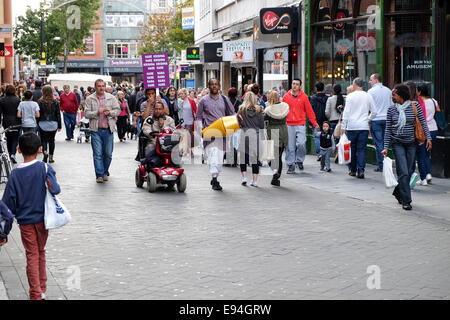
[84,79,121,183]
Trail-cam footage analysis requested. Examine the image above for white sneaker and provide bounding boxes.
[241,177,247,186]
[426,174,432,184]
[418,179,428,186]
[410,173,419,190]
[250,180,258,187]
[41,292,46,300]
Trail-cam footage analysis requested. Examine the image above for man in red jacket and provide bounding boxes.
[282,79,319,174]
[59,85,79,141]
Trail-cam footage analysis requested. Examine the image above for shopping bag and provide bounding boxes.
[44,165,71,230]
[259,127,275,162]
[76,112,82,124]
[337,133,351,165]
[383,157,398,188]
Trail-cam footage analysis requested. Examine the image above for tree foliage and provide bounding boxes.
[140,0,195,58]
[13,0,101,72]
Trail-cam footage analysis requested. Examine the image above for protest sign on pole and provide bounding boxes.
[142,53,170,89]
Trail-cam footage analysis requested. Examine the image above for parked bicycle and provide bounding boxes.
[0,125,21,184]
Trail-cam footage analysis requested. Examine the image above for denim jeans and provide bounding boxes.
[5,131,19,156]
[90,128,114,179]
[345,130,369,174]
[329,121,339,153]
[392,142,416,205]
[285,125,306,166]
[63,113,77,139]
[320,148,332,169]
[314,131,321,155]
[415,130,438,180]
[370,120,386,170]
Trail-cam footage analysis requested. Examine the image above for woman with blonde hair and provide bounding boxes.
[238,92,265,187]
[265,90,290,186]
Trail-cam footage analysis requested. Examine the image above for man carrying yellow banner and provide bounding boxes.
[196,79,237,191]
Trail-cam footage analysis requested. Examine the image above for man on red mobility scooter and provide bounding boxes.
[135,101,187,193]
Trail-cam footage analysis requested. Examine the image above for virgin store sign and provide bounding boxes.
[260,7,294,34]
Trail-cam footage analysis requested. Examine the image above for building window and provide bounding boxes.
[263,47,289,97]
[311,0,377,93]
[106,42,140,59]
[159,0,167,8]
[385,9,432,88]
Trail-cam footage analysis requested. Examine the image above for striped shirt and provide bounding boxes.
[384,101,431,149]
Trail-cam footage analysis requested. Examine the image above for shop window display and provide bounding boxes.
[263,47,289,97]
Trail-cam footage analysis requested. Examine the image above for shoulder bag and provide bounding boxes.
[334,114,342,139]
[431,98,447,131]
[412,103,426,145]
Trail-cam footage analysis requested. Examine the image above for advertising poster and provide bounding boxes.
[223,41,254,62]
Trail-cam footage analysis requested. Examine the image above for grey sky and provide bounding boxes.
[12,0,41,24]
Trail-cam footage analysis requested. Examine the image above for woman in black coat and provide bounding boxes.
[0,85,21,164]
[38,85,62,163]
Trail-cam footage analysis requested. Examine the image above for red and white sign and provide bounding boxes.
[4,45,13,57]
[260,8,293,34]
[356,33,376,51]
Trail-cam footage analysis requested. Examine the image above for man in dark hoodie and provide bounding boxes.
[32,80,43,103]
[309,82,328,160]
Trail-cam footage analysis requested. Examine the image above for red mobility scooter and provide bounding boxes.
[135,118,187,193]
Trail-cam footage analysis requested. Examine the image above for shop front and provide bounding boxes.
[104,58,143,85]
[55,60,104,74]
[306,0,450,177]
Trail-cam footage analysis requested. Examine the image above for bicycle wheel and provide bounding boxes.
[1,154,12,181]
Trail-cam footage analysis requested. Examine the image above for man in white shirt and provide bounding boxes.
[368,73,392,172]
[341,78,377,179]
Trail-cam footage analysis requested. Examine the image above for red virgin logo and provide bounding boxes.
[263,11,291,31]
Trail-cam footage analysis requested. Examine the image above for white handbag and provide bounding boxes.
[383,157,398,188]
[259,125,275,162]
[44,164,71,230]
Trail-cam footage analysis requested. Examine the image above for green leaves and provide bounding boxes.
[14,0,100,71]
[140,0,194,59]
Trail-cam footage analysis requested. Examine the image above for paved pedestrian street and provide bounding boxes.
[1,133,450,300]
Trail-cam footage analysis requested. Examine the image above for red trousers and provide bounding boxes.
[19,222,48,300]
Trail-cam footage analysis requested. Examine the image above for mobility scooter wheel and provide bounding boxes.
[146,172,157,193]
[135,168,144,188]
[177,173,187,193]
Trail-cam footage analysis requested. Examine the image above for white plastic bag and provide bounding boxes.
[383,157,398,188]
[44,165,71,230]
[337,133,351,165]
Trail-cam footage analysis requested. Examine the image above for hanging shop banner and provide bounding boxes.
[142,53,170,89]
[182,7,195,30]
[260,7,294,34]
[223,41,254,62]
[204,43,223,62]
[186,47,200,60]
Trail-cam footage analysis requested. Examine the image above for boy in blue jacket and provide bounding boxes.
[2,132,60,300]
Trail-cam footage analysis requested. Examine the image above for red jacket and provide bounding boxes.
[59,92,79,114]
[282,89,318,127]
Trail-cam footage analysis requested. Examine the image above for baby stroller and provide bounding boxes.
[76,112,90,143]
[135,117,186,193]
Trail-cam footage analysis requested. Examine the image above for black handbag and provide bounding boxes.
[431,98,447,131]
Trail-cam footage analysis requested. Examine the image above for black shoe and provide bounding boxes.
[317,155,322,161]
[271,178,280,187]
[357,173,365,179]
[43,153,48,163]
[65,138,71,141]
[297,162,304,170]
[211,178,223,191]
[286,165,296,174]
[348,171,356,177]
[10,156,17,164]
[392,188,402,204]
[374,168,383,172]
[326,168,332,173]
[402,203,412,211]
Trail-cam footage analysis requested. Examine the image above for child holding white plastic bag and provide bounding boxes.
[314,121,335,172]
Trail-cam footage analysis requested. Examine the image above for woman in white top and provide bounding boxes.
[416,84,438,184]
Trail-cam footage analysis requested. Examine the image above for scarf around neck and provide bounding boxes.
[394,100,410,134]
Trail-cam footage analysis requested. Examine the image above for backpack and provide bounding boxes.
[0,201,13,239]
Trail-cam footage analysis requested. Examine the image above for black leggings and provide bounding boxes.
[5,131,19,156]
[269,147,285,177]
[40,129,57,155]
[240,153,260,174]
[117,116,128,140]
